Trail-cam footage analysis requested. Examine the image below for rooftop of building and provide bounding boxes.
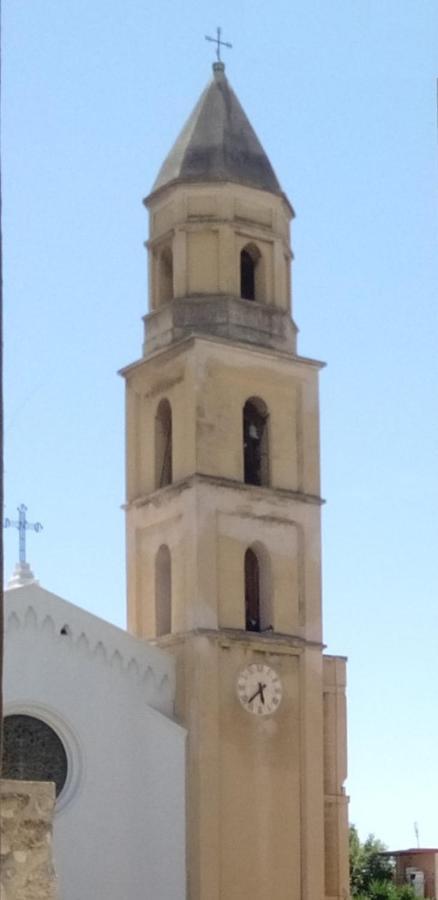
[149,62,284,201]
[380,849,438,856]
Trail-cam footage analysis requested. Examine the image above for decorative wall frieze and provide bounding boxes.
[5,586,175,708]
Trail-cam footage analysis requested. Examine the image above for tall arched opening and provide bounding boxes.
[245,548,260,631]
[159,246,173,305]
[244,544,272,633]
[155,398,173,488]
[155,544,171,636]
[240,243,264,302]
[243,397,269,486]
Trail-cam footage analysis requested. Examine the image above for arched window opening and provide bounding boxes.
[155,545,171,636]
[155,399,172,488]
[244,545,273,633]
[243,397,269,486]
[159,246,173,305]
[245,548,260,632]
[241,250,256,300]
[240,244,263,302]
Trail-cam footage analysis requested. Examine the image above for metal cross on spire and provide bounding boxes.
[205,27,232,63]
[4,504,43,564]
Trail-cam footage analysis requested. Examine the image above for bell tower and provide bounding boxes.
[122,62,349,900]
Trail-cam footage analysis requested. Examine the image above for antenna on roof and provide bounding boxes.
[414,822,420,848]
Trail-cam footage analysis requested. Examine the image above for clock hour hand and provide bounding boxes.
[247,682,267,705]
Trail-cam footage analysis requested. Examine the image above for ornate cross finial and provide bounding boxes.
[4,504,43,564]
[205,27,232,63]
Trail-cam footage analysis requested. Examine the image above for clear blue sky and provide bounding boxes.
[4,0,438,850]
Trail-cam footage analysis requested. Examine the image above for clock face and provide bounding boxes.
[236,664,282,716]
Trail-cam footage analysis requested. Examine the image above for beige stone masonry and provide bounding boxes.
[143,181,297,355]
[323,657,350,899]
[1,779,58,900]
[123,69,350,896]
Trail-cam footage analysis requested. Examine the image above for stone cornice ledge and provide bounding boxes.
[124,472,324,511]
[119,331,325,376]
[155,627,325,653]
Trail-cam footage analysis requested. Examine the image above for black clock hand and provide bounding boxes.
[247,686,262,704]
[247,682,267,705]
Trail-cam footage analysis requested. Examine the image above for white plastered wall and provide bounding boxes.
[4,584,186,900]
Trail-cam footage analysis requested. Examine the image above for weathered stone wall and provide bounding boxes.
[1,779,58,900]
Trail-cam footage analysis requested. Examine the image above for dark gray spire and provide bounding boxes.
[149,63,282,198]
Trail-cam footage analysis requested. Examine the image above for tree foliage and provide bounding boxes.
[349,825,416,900]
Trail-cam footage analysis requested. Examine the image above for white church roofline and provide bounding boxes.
[5,582,176,715]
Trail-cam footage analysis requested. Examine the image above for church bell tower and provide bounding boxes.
[122,61,349,900]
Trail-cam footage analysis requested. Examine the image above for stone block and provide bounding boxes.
[1,779,58,900]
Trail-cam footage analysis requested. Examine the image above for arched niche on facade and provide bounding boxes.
[240,243,265,302]
[243,397,270,487]
[155,545,172,636]
[155,398,172,489]
[244,543,272,633]
[158,245,174,306]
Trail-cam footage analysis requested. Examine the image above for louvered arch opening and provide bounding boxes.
[155,398,173,488]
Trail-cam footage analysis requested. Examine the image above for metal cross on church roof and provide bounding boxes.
[205,27,232,63]
[4,504,43,564]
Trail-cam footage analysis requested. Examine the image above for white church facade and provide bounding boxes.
[3,60,350,900]
[4,581,186,900]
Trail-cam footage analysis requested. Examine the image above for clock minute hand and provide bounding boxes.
[247,686,262,705]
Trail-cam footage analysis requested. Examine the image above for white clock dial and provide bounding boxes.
[236,664,282,716]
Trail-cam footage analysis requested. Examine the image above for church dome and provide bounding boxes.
[149,63,282,198]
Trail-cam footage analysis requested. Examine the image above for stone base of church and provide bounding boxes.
[1,779,58,900]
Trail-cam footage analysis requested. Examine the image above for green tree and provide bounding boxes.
[349,825,416,899]
[357,881,417,900]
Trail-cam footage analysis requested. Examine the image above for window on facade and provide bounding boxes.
[155,399,172,488]
[159,246,173,305]
[1,714,68,797]
[155,545,171,636]
[240,244,262,302]
[243,397,269,486]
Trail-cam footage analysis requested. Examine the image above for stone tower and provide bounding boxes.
[122,62,349,900]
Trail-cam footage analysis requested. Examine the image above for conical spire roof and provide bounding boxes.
[149,63,282,199]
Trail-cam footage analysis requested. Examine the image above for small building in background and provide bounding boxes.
[382,849,438,898]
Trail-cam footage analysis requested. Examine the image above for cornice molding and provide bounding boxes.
[124,472,324,512]
[155,627,325,654]
[119,330,325,378]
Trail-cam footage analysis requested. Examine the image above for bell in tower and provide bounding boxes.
[121,60,349,900]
